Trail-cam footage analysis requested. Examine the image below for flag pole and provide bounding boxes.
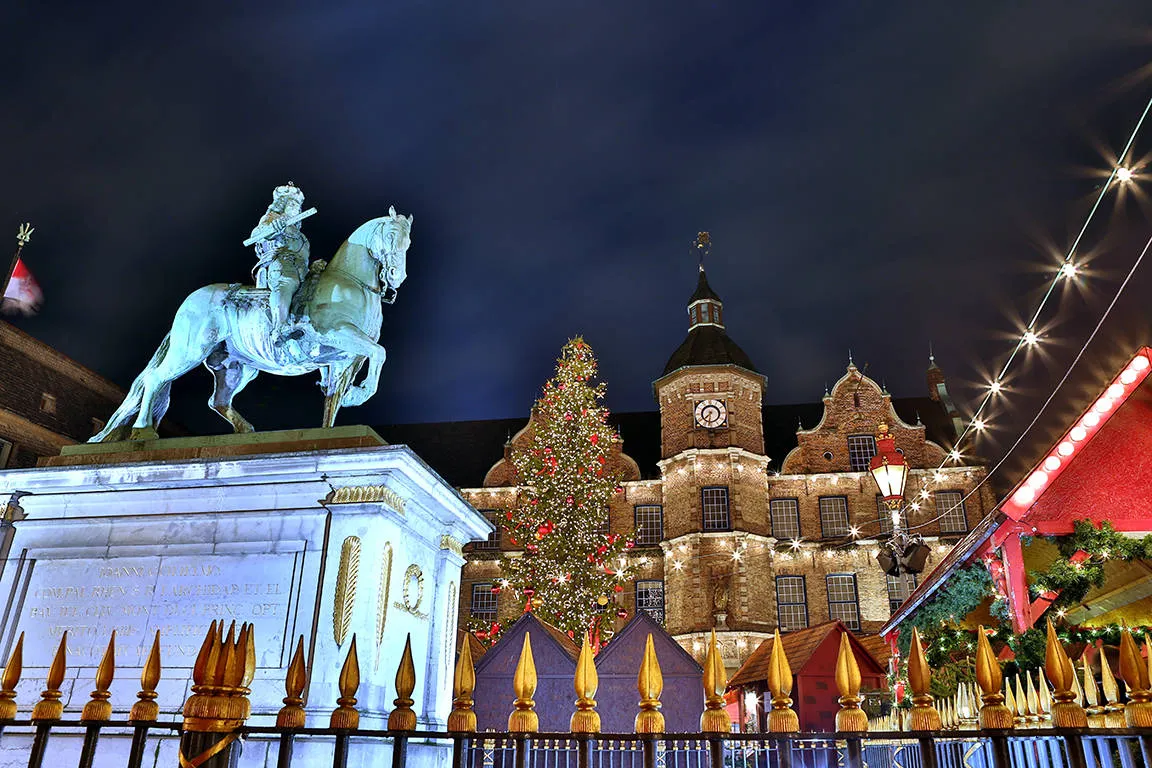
[2,223,33,303]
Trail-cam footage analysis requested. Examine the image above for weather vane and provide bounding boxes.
[695,231,710,270]
[15,223,33,249]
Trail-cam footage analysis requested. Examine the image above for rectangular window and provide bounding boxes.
[471,510,502,550]
[886,572,918,614]
[819,496,850,538]
[876,495,893,536]
[826,574,861,630]
[470,583,497,620]
[636,580,665,624]
[847,434,877,472]
[701,487,731,531]
[634,505,664,546]
[39,393,56,414]
[776,575,809,631]
[935,491,968,534]
[770,498,801,540]
[594,516,610,537]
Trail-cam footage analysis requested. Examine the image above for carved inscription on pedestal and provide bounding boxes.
[15,553,297,668]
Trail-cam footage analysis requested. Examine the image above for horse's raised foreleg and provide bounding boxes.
[206,350,260,433]
[318,324,387,426]
[322,357,365,428]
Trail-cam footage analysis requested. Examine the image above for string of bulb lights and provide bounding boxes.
[892,92,1152,536]
[823,90,1152,543]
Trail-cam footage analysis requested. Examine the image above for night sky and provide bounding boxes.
[3,2,1152,480]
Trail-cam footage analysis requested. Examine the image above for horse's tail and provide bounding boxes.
[89,333,172,443]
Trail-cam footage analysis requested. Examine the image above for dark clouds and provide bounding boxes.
[2,1,1152,478]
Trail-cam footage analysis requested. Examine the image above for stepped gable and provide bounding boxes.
[594,611,704,733]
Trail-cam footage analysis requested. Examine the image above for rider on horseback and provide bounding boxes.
[251,182,309,357]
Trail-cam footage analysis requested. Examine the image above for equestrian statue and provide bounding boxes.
[91,182,412,442]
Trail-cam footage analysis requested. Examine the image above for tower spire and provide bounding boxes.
[695,231,710,272]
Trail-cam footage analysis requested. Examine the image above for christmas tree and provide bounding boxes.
[473,338,636,646]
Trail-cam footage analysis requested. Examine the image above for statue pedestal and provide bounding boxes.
[0,428,490,767]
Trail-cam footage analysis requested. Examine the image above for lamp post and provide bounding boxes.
[869,424,928,575]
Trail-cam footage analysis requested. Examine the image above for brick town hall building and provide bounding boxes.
[381,269,997,670]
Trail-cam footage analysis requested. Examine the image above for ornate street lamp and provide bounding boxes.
[868,424,929,576]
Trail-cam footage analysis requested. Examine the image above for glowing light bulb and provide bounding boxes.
[910,501,921,511]
[949,449,962,462]
[848,526,860,538]
[1043,456,1061,472]
[731,550,742,561]
[1013,487,1036,505]
[1070,427,1087,442]
[790,538,802,550]
[672,559,683,570]
[1083,412,1100,428]
[1117,166,1134,183]
[1093,397,1114,414]
[1060,262,1079,279]
[1026,471,1048,488]
[920,488,930,499]
[1107,384,1125,399]
[1131,356,1150,372]
[989,380,1002,394]
[1023,331,1039,346]
[1121,370,1138,385]
[1057,441,1074,456]
[973,418,986,431]
[933,471,944,483]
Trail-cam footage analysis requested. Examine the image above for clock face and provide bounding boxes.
[694,399,728,429]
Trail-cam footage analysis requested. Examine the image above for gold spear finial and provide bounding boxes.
[1044,618,1086,728]
[1004,677,1018,719]
[974,626,1012,729]
[81,632,116,722]
[31,632,67,721]
[766,629,798,732]
[1119,630,1152,727]
[508,632,539,733]
[277,636,308,729]
[835,632,867,732]
[0,633,23,721]
[388,634,418,731]
[700,629,732,733]
[907,627,941,731]
[635,634,665,734]
[15,224,33,247]
[571,632,600,733]
[330,635,360,729]
[1083,656,1104,727]
[130,631,162,722]
[448,635,478,732]
[1025,672,1040,723]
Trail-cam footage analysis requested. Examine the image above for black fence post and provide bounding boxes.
[575,734,591,768]
[916,734,939,768]
[76,724,101,768]
[125,724,150,768]
[392,732,410,768]
[332,731,350,768]
[276,731,295,768]
[641,735,657,768]
[775,736,793,768]
[1061,731,1088,768]
[842,736,864,768]
[708,736,724,768]
[987,733,1011,768]
[453,735,470,768]
[1139,733,1152,768]
[26,723,51,768]
[513,735,527,768]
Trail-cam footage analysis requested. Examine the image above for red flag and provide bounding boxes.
[2,258,43,316]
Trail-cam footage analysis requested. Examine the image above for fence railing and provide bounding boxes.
[0,619,1149,768]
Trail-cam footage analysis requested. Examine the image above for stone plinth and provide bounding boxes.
[0,428,491,759]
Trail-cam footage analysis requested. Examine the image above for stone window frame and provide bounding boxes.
[633,505,664,546]
[701,486,731,531]
[775,575,809,631]
[470,510,502,550]
[886,572,918,614]
[875,495,893,536]
[846,434,877,472]
[934,490,968,534]
[39,392,56,414]
[769,498,801,540]
[470,582,498,620]
[635,579,665,624]
[826,573,861,630]
[818,495,850,538]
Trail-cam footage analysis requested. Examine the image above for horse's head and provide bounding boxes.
[349,207,413,304]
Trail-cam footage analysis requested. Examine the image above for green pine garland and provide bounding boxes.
[1029,520,1152,612]
[898,565,993,658]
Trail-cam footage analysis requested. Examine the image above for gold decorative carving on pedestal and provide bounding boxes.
[907,627,941,731]
[1044,619,1086,728]
[571,633,600,733]
[326,485,406,513]
[767,629,798,733]
[375,542,394,670]
[508,632,539,733]
[277,636,308,729]
[448,633,477,732]
[1119,629,1152,727]
[389,634,418,731]
[330,635,360,729]
[440,535,464,555]
[835,632,867,732]
[333,536,361,647]
[396,564,426,617]
[700,629,732,733]
[81,632,116,722]
[0,632,23,721]
[131,631,162,722]
[32,632,68,721]
[635,634,665,734]
[974,625,1013,729]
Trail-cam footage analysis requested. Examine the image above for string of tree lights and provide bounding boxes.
[843,91,1152,544]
